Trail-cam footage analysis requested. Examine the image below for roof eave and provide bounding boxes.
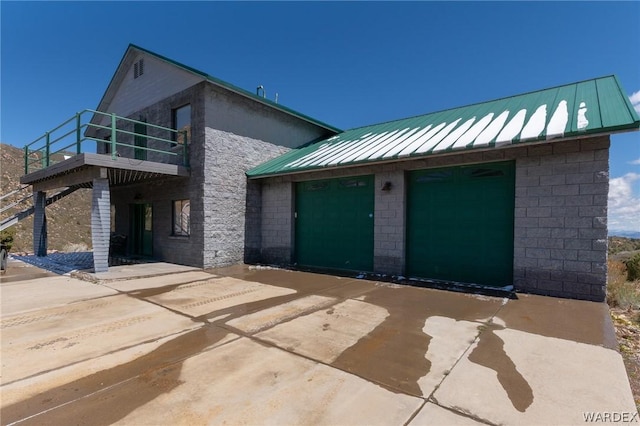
[87,45,137,130]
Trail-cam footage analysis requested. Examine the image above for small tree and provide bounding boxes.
[624,253,640,281]
[624,253,640,282]
[0,228,14,251]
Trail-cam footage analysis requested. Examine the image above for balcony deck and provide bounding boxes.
[21,152,190,191]
[21,109,191,191]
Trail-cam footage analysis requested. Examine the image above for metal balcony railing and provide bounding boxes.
[23,109,189,174]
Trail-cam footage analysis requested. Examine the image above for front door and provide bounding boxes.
[131,203,152,257]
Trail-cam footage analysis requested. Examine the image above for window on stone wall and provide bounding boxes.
[172,199,190,236]
[172,104,191,146]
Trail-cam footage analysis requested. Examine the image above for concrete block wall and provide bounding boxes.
[513,137,610,301]
[260,179,294,264]
[256,136,611,301]
[244,180,263,263]
[374,170,405,274]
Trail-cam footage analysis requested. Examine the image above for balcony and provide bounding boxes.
[21,109,190,191]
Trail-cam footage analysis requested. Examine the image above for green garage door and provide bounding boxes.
[295,175,374,272]
[407,161,515,287]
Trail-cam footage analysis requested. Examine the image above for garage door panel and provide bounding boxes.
[295,176,374,272]
[407,162,515,287]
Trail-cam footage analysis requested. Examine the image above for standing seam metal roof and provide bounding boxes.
[248,75,640,178]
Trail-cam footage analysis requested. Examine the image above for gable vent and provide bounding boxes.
[134,58,145,79]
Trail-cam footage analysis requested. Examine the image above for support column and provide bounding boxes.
[373,170,405,275]
[91,176,110,272]
[33,191,47,256]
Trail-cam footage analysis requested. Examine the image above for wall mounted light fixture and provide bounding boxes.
[381,181,392,191]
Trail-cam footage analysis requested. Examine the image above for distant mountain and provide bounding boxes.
[609,230,640,239]
[1,143,93,253]
[609,236,640,256]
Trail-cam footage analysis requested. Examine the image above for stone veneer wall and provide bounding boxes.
[201,83,332,269]
[256,136,610,301]
[202,128,289,268]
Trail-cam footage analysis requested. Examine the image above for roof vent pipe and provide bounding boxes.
[256,85,266,98]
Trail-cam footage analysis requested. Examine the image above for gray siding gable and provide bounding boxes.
[88,44,340,137]
[106,53,204,123]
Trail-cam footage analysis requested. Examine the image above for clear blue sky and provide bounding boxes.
[2,1,639,232]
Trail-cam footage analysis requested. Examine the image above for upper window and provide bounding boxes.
[468,168,505,178]
[416,170,454,183]
[339,178,368,188]
[172,199,190,236]
[133,58,144,79]
[303,181,329,192]
[172,104,191,145]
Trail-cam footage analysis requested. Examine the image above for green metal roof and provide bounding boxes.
[248,75,640,178]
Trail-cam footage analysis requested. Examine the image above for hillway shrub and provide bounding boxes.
[625,253,640,282]
[608,260,640,310]
[0,228,15,251]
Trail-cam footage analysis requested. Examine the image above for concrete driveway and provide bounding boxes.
[1,259,636,425]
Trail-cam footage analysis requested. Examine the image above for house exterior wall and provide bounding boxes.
[96,82,204,166]
[109,83,206,267]
[374,169,406,275]
[111,176,203,267]
[204,84,330,148]
[513,137,610,301]
[260,180,294,264]
[201,127,290,268]
[256,136,610,301]
[106,78,332,269]
[102,53,204,125]
[200,84,333,269]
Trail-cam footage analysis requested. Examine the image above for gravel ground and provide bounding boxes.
[10,252,94,275]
